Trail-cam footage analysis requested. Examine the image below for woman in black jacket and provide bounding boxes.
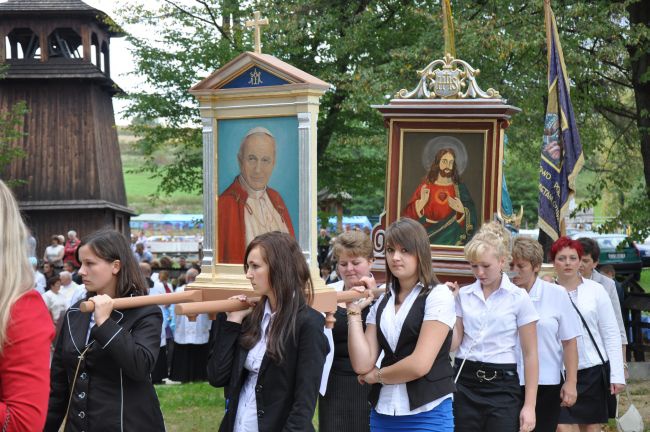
[207,231,329,432]
[45,228,165,432]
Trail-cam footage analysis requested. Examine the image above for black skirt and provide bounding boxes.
[151,345,168,384]
[454,359,523,432]
[558,364,609,424]
[520,383,562,432]
[319,372,371,432]
[170,342,208,383]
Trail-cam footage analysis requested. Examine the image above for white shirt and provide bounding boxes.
[60,281,86,308]
[44,244,64,266]
[172,285,210,344]
[516,278,582,385]
[42,290,68,323]
[456,274,539,363]
[70,284,86,306]
[589,270,628,344]
[235,301,274,432]
[568,278,625,384]
[320,280,344,396]
[34,270,46,294]
[366,283,456,416]
[148,281,167,347]
[240,177,289,245]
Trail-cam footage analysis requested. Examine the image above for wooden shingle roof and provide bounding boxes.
[0,0,125,36]
[3,59,123,94]
[0,0,98,12]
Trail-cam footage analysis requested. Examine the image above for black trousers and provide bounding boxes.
[520,383,562,432]
[454,359,523,432]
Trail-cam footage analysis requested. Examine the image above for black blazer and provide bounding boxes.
[208,305,329,432]
[45,302,165,432]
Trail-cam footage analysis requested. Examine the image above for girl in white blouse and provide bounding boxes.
[452,222,539,432]
[346,218,457,431]
[552,236,625,432]
[511,237,580,432]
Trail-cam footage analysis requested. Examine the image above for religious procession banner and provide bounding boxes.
[538,2,585,241]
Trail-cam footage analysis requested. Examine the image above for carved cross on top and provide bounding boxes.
[245,11,269,54]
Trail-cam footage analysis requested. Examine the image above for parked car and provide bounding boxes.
[635,242,650,267]
[569,232,642,280]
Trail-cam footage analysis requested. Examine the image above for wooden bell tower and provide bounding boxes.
[0,0,134,256]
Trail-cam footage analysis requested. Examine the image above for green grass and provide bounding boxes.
[156,381,320,431]
[156,382,224,431]
[121,158,202,214]
[119,131,202,214]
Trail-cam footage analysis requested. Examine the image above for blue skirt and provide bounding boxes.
[370,398,454,431]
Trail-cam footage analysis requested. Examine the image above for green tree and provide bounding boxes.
[115,0,451,215]
[504,149,539,227]
[450,0,649,236]
[0,67,28,185]
[116,0,649,226]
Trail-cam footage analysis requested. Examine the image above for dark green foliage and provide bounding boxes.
[116,0,649,224]
[0,64,28,185]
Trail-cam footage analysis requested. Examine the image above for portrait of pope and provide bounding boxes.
[218,127,295,263]
[402,136,477,246]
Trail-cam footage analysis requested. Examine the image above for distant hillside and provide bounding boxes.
[117,127,202,214]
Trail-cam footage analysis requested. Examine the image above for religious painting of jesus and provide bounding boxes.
[400,132,485,247]
[216,116,299,264]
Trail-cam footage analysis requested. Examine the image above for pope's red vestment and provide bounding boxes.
[218,177,295,264]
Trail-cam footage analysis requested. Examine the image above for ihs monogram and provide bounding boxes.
[248,68,263,86]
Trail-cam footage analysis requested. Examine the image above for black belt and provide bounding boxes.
[455,359,517,382]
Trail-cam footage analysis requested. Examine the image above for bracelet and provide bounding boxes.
[623,362,628,369]
[347,317,362,324]
[377,368,384,385]
[347,309,361,316]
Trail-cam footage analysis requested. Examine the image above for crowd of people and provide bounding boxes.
[0,175,631,431]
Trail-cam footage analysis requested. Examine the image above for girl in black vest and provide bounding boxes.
[45,228,165,432]
[207,231,329,432]
[346,218,457,431]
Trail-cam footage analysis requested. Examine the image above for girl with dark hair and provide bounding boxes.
[346,218,457,431]
[45,228,165,432]
[207,231,329,432]
[551,237,625,432]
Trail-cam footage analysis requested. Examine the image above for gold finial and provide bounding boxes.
[245,11,269,54]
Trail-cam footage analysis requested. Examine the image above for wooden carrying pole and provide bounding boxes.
[79,290,204,313]
[78,287,386,322]
[174,287,386,318]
